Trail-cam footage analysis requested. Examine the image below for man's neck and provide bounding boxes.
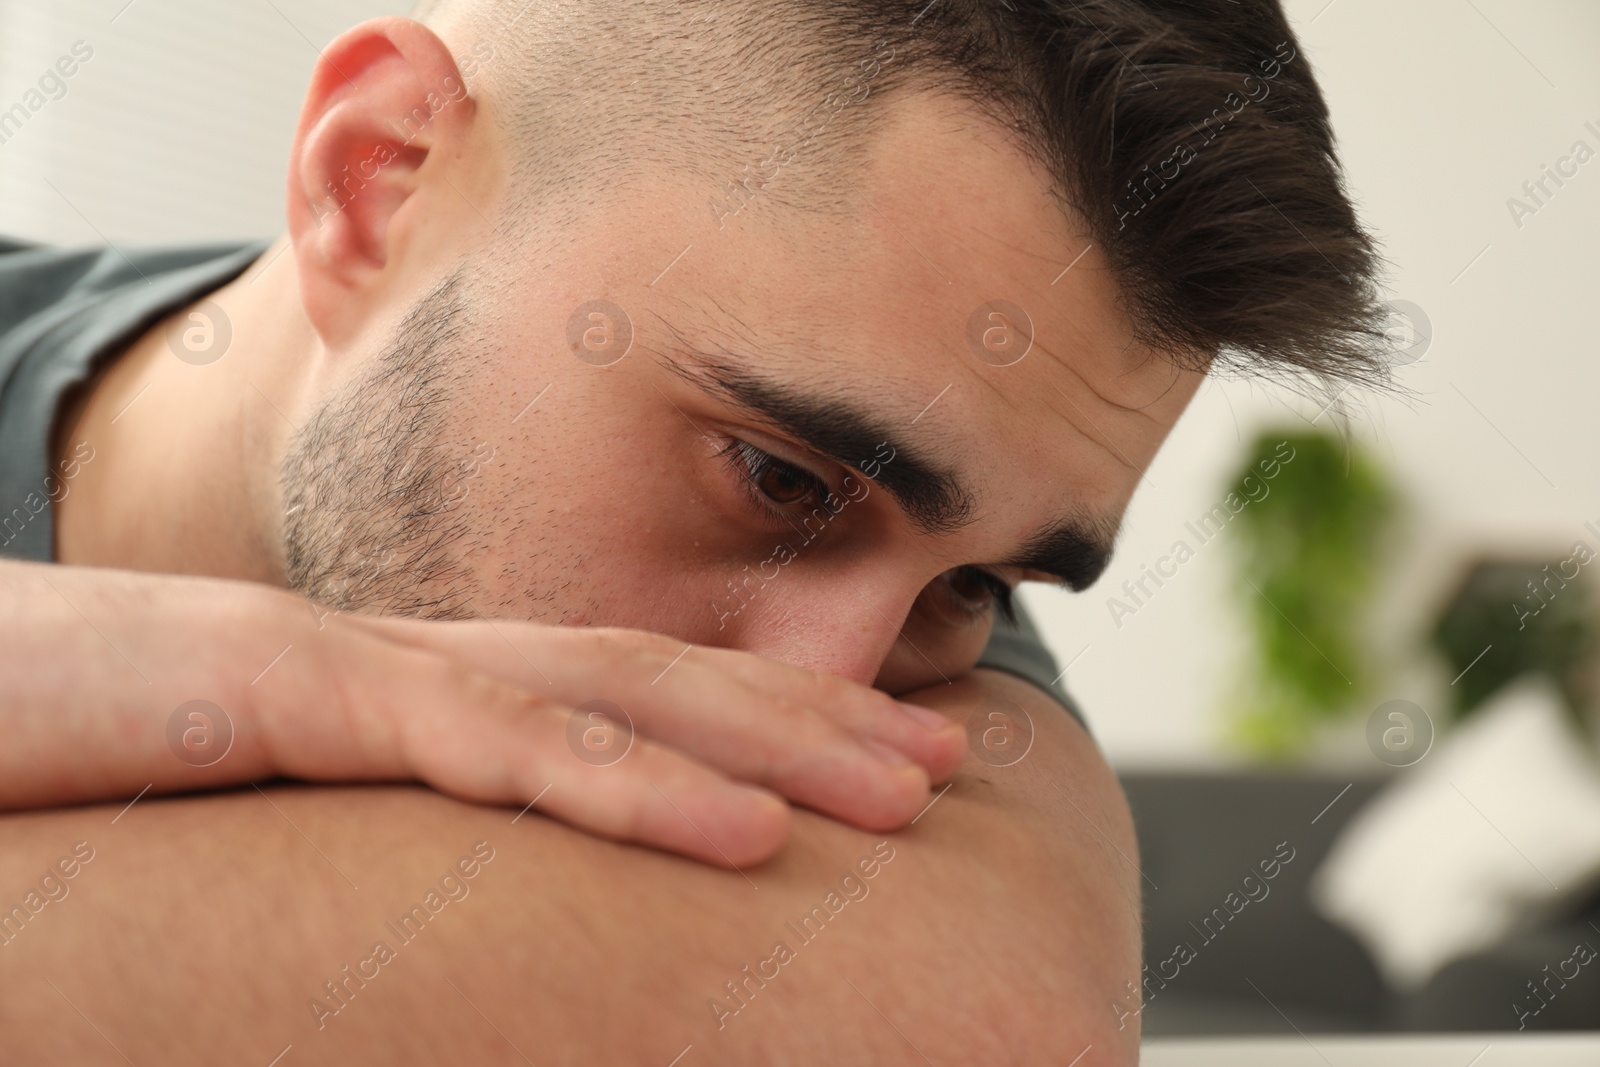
[52,237,313,586]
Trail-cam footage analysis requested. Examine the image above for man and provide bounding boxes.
[0,0,1385,1062]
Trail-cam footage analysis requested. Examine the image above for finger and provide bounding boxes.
[399,682,793,869]
[348,619,947,828]
[350,615,966,782]
[686,642,969,782]
[294,635,792,868]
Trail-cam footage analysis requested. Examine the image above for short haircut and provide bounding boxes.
[419,0,1388,387]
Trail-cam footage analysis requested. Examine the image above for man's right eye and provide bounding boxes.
[717,438,833,515]
[917,565,1019,628]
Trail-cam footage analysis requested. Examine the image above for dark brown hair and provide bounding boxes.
[857,0,1388,384]
[436,0,1389,387]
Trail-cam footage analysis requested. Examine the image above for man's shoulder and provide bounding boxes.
[0,237,270,563]
[0,240,115,334]
[0,237,266,340]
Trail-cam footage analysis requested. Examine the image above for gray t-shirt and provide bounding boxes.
[0,238,1085,728]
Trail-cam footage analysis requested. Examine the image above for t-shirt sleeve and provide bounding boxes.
[973,597,1090,732]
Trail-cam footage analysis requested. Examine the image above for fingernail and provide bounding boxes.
[898,701,950,731]
[864,738,915,767]
[738,783,789,817]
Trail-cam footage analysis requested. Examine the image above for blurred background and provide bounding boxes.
[4,0,1597,1041]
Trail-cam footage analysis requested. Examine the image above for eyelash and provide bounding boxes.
[717,437,1017,625]
[943,565,1019,626]
[716,437,834,521]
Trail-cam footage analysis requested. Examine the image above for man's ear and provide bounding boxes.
[286,17,475,346]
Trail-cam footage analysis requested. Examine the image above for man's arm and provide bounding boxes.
[0,558,965,866]
[0,669,1142,1066]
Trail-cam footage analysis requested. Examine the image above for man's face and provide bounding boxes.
[282,90,1204,694]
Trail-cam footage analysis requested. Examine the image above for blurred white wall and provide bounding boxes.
[0,0,405,244]
[1,0,1595,769]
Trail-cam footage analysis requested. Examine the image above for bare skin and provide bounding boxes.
[1,559,966,867]
[0,671,1140,1066]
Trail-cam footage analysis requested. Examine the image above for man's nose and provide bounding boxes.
[718,572,918,687]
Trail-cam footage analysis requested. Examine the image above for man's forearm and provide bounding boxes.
[0,669,1141,1065]
[0,558,966,866]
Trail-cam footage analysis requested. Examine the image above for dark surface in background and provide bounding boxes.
[1120,772,1600,1035]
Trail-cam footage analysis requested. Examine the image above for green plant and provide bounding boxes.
[1431,556,1598,728]
[1222,428,1398,759]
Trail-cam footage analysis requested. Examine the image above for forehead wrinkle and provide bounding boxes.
[1044,381,1141,475]
[1130,358,1190,410]
[975,334,1137,477]
[962,224,1074,269]
[1028,344,1146,475]
[1030,330,1167,426]
[960,359,1023,414]
[957,357,1125,495]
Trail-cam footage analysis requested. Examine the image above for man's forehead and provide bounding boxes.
[655,115,1178,399]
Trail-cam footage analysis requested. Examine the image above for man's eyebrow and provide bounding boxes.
[659,353,1119,587]
[1003,513,1119,592]
[660,354,977,534]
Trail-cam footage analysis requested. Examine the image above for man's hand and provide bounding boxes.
[0,560,966,867]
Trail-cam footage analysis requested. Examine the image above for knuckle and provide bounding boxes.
[807,669,889,720]
[763,693,814,729]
